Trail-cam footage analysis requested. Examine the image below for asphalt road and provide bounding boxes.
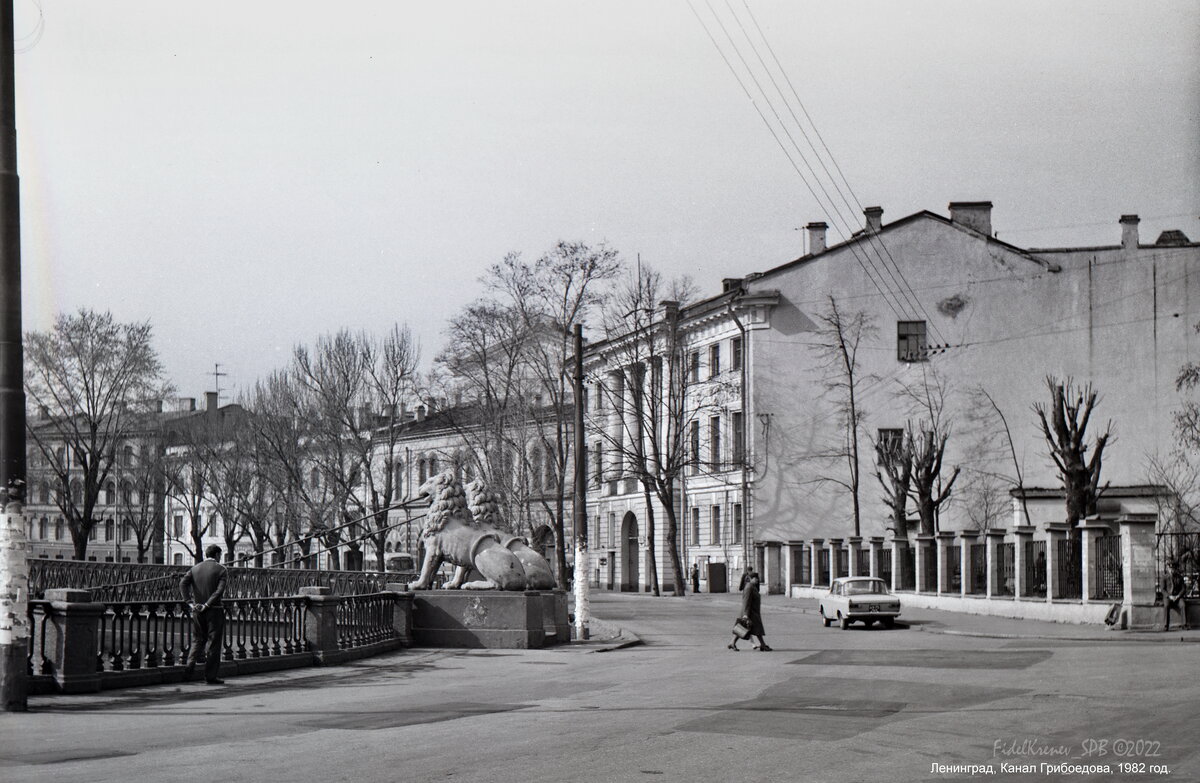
[2,591,1197,783]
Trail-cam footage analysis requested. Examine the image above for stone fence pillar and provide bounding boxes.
[985,529,1006,597]
[868,537,884,580]
[889,537,908,591]
[36,589,105,694]
[847,537,862,577]
[935,532,956,594]
[827,539,843,583]
[1012,526,1034,598]
[958,531,978,594]
[1045,524,1070,599]
[809,539,824,587]
[1117,514,1158,628]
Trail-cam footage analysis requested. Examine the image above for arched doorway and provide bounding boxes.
[621,511,639,592]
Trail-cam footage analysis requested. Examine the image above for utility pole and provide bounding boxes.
[0,0,28,711]
[572,324,589,640]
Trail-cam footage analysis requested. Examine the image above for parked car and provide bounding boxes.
[818,576,901,629]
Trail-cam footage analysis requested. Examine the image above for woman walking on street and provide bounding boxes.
[729,571,772,651]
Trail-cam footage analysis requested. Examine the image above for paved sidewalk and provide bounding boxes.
[653,588,1200,642]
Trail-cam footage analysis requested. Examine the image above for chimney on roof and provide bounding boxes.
[205,392,218,413]
[416,405,427,422]
[1120,214,1140,250]
[864,206,884,234]
[806,221,828,254]
[722,278,743,293]
[660,300,679,322]
[949,201,993,237]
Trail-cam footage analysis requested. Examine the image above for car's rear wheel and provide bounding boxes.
[838,612,850,630]
[882,617,895,628]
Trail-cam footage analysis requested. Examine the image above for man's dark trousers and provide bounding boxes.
[186,606,225,682]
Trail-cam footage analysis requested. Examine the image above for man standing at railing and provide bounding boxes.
[180,545,228,684]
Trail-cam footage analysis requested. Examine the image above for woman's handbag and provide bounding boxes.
[732,617,751,639]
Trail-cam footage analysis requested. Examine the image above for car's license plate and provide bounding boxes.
[868,604,879,611]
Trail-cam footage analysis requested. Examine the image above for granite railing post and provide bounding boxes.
[300,586,339,664]
[889,537,907,592]
[384,583,414,646]
[39,588,104,693]
[809,539,824,588]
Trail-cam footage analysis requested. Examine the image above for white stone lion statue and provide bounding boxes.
[409,470,554,591]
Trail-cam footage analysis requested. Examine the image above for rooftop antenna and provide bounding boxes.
[212,363,228,403]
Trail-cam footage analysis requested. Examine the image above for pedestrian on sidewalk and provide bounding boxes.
[729,571,771,651]
[1162,561,1190,632]
[181,544,229,684]
[690,564,700,594]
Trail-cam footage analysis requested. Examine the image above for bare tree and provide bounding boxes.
[1033,376,1113,527]
[809,296,877,537]
[480,243,621,586]
[960,386,1032,531]
[593,266,699,597]
[896,365,960,536]
[123,436,165,563]
[24,309,168,559]
[873,430,913,535]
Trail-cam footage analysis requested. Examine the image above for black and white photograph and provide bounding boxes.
[0,2,1197,781]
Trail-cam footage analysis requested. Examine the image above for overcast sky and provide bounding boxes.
[13,1,1199,400]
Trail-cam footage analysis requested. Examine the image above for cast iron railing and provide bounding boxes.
[1056,537,1082,599]
[1024,540,1046,597]
[29,559,392,602]
[1092,535,1123,600]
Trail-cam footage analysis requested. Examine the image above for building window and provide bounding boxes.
[877,428,905,459]
[731,411,745,466]
[122,519,132,542]
[38,517,47,539]
[173,514,183,538]
[711,505,722,544]
[691,507,700,546]
[731,336,743,371]
[89,524,96,541]
[38,481,49,504]
[173,553,183,566]
[897,321,927,362]
[689,421,700,474]
[593,442,602,486]
[688,352,700,383]
[309,467,320,490]
[121,481,133,506]
[733,503,743,544]
[607,512,616,549]
[709,416,721,470]
[104,482,115,506]
[122,444,134,467]
[55,518,64,540]
[709,344,720,378]
[104,519,113,541]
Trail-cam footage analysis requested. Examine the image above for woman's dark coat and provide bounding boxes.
[739,581,764,636]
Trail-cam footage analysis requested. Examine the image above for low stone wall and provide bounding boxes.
[411,590,569,649]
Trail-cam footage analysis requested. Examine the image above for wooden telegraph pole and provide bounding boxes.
[0,0,28,711]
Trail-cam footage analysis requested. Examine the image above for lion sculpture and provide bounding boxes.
[465,479,556,590]
[409,470,554,591]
